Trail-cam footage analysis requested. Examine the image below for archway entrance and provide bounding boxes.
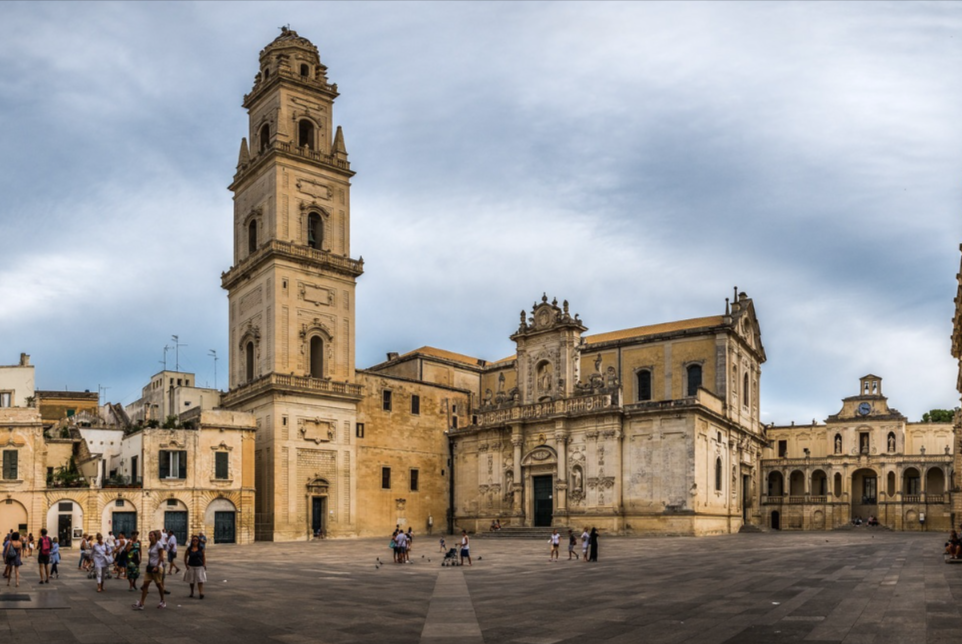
[307,478,330,538]
[0,499,28,534]
[533,475,553,527]
[771,510,780,530]
[851,468,878,521]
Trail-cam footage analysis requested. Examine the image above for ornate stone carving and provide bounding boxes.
[295,177,333,201]
[298,417,334,444]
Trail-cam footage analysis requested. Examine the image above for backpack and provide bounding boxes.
[39,536,51,556]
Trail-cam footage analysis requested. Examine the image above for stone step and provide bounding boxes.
[477,527,573,539]
[738,523,770,534]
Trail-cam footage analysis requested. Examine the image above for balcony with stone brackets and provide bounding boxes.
[222,239,364,289]
[222,372,363,408]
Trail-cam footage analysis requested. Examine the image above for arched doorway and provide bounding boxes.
[789,470,805,496]
[0,499,28,534]
[767,471,784,497]
[521,445,557,527]
[205,497,238,544]
[851,468,878,521]
[46,499,83,547]
[307,478,330,538]
[925,467,945,497]
[771,510,781,530]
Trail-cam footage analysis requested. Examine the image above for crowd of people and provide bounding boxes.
[2,526,209,609]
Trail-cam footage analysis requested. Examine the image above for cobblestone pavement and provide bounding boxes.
[1,530,960,643]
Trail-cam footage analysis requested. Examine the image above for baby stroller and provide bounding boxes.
[441,548,461,567]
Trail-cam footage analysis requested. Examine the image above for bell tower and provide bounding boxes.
[221,28,363,541]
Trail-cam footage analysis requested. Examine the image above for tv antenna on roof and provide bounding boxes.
[171,335,188,372]
[208,349,219,390]
[160,344,171,370]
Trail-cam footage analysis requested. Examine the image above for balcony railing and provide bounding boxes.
[903,494,921,503]
[222,240,363,288]
[222,372,363,407]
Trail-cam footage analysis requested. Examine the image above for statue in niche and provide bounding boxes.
[538,362,552,393]
[888,434,896,452]
[571,465,583,493]
[834,435,842,454]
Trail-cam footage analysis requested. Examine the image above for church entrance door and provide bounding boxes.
[311,496,326,538]
[533,475,553,527]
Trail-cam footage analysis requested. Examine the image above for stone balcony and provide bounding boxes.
[222,239,364,289]
[222,373,363,408]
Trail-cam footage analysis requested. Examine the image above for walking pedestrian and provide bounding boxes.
[588,527,599,562]
[3,531,23,587]
[36,528,52,584]
[50,537,61,579]
[132,530,166,609]
[183,535,207,599]
[126,531,141,592]
[167,530,180,574]
[460,530,472,566]
[549,529,560,561]
[567,529,577,560]
[581,527,590,562]
[91,533,110,592]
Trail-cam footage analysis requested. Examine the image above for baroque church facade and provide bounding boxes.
[216,29,769,540]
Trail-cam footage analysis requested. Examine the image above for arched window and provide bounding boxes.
[636,369,652,402]
[300,63,310,77]
[686,364,702,396]
[248,219,257,254]
[742,372,749,408]
[310,336,324,378]
[298,119,315,150]
[245,342,254,382]
[307,212,323,249]
[715,457,723,491]
[263,68,270,80]
[259,123,270,153]
[833,472,842,497]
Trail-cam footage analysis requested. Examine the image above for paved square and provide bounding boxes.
[1,531,960,643]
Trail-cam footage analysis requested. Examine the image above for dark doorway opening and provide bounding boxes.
[113,511,137,538]
[311,496,326,537]
[57,514,72,547]
[771,510,781,530]
[533,475,553,527]
[165,511,188,547]
[214,511,236,544]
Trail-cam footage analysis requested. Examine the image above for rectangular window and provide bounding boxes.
[637,370,652,401]
[356,422,365,438]
[411,394,420,415]
[159,450,187,479]
[381,467,391,489]
[382,390,392,412]
[0,392,11,407]
[452,403,458,414]
[2,450,17,480]
[215,452,229,480]
[451,416,458,429]
[58,502,72,512]
[410,469,419,492]
[778,440,787,458]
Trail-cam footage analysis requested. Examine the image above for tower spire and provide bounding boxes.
[333,126,348,161]
[237,137,250,170]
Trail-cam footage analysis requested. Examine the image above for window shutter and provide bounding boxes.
[215,452,228,479]
[178,451,188,479]
[159,451,169,479]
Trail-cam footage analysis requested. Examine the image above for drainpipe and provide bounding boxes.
[447,431,455,536]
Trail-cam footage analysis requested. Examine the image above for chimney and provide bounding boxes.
[386,352,399,361]
[19,353,30,366]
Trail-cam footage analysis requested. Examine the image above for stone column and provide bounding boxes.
[554,420,568,514]
[510,425,524,517]
[612,427,624,516]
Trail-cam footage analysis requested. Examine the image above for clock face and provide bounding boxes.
[858,402,871,416]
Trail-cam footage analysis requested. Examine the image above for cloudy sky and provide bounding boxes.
[1,2,960,423]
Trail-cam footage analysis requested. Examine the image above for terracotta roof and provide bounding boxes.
[585,316,725,345]
[398,346,483,367]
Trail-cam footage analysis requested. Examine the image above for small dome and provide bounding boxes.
[260,26,319,59]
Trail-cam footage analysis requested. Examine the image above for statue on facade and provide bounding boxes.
[835,435,842,454]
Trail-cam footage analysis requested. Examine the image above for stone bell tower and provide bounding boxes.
[220,28,363,541]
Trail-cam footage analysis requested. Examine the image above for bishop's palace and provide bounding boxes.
[3,30,962,545]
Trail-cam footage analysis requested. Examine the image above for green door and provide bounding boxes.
[164,511,188,547]
[533,475,553,527]
[113,511,137,538]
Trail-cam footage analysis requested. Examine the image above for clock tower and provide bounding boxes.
[221,28,363,541]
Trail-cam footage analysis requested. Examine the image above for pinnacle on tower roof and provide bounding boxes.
[237,137,250,170]
[333,126,348,159]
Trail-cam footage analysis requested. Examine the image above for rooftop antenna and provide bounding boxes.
[171,335,188,372]
[98,385,110,405]
[208,349,219,390]
[160,344,171,370]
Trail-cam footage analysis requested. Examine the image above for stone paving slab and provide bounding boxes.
[0,531,960,642]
